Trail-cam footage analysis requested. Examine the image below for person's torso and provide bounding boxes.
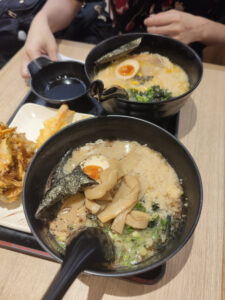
[109,0,224,33]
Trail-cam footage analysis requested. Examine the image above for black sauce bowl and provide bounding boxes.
[85,33,203,120]
[28,57,90,105]
[23,115,202,278]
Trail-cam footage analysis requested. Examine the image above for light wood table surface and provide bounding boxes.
[0,39,224,300]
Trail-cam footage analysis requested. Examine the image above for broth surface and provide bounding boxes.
[94,52,189,101]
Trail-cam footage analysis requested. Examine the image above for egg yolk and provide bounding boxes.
[118,65,134,76]
[83,165,103,180]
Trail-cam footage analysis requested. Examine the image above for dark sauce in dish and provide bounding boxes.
[44,75,86,100]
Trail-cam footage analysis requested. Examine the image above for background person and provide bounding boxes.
[21,0,225,78]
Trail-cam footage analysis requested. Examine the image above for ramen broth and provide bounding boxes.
[94,52,190,101]
[49,140,184,267]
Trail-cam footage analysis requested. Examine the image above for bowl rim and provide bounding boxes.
[23,115,203,277]
[85,32,203,106]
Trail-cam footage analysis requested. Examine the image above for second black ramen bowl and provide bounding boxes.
[85,33,203,120]
[23,115,202,278]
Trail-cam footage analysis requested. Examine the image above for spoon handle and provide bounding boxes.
[42,236,100,300]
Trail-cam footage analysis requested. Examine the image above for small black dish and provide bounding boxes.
[28,57,90,105]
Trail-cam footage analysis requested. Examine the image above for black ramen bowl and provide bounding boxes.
[23,116,202,278]
[85,33,203,121]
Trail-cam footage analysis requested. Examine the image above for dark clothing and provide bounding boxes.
[0,0,46,68]
[108,0,225,56]
[109,0,225,33]
[57,1,115,45]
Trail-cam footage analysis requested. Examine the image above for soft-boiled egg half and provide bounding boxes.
[80,155,109,181]
[115,59,140,80]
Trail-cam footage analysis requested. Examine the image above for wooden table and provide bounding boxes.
[0,40,224,300]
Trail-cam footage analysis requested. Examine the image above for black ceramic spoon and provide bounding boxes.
[89,80,129,103]
[42,227,115,300]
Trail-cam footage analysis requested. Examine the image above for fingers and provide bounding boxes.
[146,24,180,36]
[20,39,58,79]
[20,13,58,79]
[144,9,199,44]
[46,42,58,61]
[144,10,178,27]
[20,50,30,79]
[20,47,41,79]
[20,46,42,79]
[27,47,42,61]
[144,10,183,38]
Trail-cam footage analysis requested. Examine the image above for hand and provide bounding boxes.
[144,9,206,45]
[20,14,58,79]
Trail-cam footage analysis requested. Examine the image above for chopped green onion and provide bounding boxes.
[127,85,172,103]
[134,201,147,212]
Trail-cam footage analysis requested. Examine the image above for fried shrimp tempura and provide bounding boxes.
[36,104,75,148]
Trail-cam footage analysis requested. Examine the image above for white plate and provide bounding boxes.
[0,103,93,232]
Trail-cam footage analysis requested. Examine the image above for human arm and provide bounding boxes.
[21,0,82,78]
[144,9,225,46]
